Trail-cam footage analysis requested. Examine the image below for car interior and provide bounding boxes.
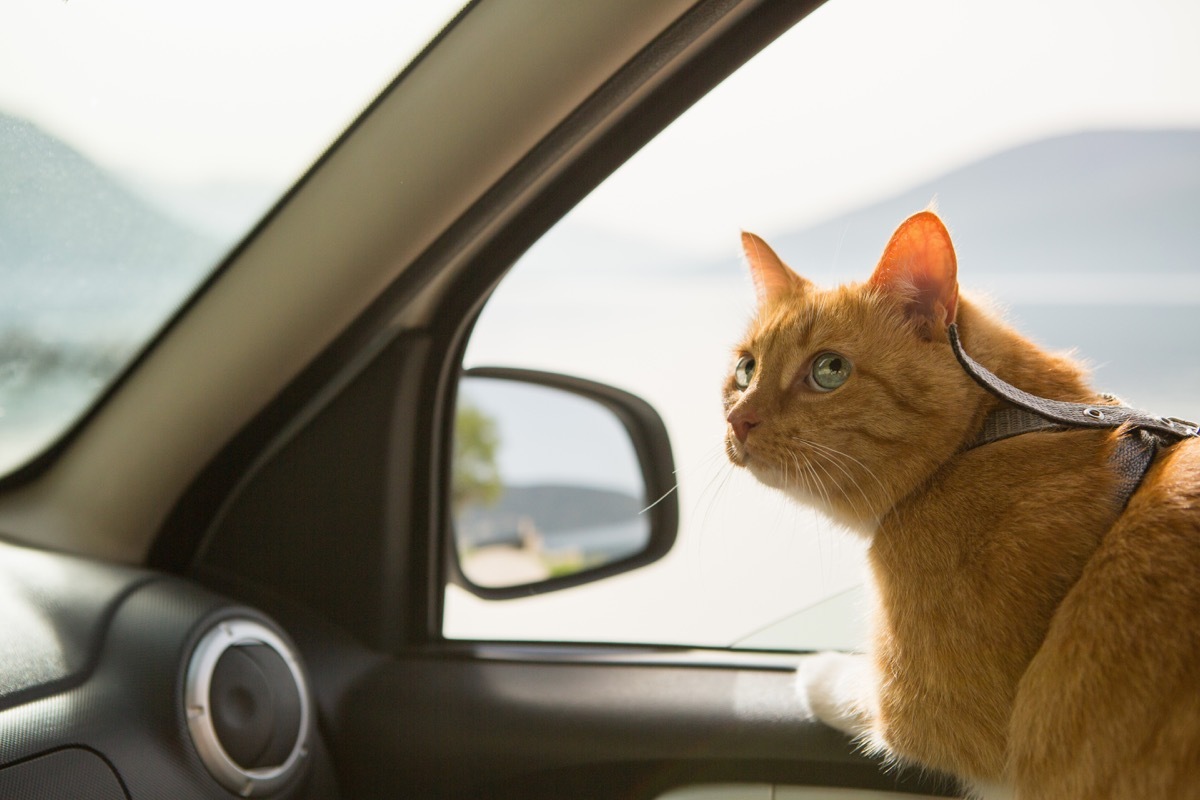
[1,0,1194,797]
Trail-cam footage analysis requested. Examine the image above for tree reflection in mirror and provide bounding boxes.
[452,375,650,589]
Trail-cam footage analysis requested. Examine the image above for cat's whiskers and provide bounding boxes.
[787,450,812,496]
[694,451,730,515]
[692,444,739,547]
[795,448,834,512]
[806,447,877,520]
[785,450,808,497]
[792,436,889,520]
[639,483,677,515]
[804,439,891,503]
[803,444,868,520]
[785,442,836,512]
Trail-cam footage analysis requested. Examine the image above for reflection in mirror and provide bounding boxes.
[453,375,650,589]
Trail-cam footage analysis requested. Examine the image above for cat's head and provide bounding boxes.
[723,211,982,532]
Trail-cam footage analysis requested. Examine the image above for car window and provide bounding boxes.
[445,0,1200,652]
[0,0,465,475]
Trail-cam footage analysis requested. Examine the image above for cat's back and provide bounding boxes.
[1010,435,1200,799]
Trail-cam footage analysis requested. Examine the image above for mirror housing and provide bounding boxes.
[449,367,678,599]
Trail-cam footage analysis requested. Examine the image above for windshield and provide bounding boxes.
[0,1,464,475]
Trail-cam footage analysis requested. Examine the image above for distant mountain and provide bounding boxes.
[456,484,642,547]
[760,129,1200,282]
[0,111,222,339]
[1,111,219,271]
[124,176,279,240]
[509,129,1200,287]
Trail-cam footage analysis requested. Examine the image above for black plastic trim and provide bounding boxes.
[0,538,156,712]
[0,747,130,800]
[330,646,962,799]
[436,641,806,671]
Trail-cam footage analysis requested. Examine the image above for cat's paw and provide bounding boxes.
[796,651,871,737]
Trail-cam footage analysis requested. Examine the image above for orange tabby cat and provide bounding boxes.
[724,211,1200,799]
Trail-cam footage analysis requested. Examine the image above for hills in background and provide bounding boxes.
[2,113,1197,383]
[1,111,219,273]
[0,111,231,468]
[763,129,1200,283]
[519,129,1200,288]
[455,484,644,553]
[5,112,1198,319]
[0,111,221,341]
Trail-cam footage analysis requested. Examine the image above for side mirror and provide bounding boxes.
[449,368,678,599]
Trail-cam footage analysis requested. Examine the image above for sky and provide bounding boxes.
[459,376,644,496]
[576,0,1200,254]
[0,0,460,185]
[3,0,1198,253]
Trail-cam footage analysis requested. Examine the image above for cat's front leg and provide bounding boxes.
[796,651,876,739]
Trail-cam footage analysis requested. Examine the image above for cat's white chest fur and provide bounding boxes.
[795,651,874,738]
[971,783,1015,800]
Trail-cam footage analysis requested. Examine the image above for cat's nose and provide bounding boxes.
[727,406,761,443]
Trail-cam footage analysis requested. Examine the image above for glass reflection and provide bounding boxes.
[453,376,649,589]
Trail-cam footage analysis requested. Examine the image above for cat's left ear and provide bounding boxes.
[742,231,812,306]
[868,211,959,327]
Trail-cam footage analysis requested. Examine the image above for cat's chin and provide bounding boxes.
[724,436,749,468]
[734,447,877,536]
[739,456,781,488]
[782,485,879,538]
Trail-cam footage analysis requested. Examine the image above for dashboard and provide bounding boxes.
[0,538,339,799]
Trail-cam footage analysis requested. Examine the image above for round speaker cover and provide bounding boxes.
[185,618,310,796]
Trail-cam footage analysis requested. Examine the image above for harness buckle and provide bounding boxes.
[1162,417,1200,437]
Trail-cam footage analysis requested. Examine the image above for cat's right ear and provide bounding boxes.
[868,211,958,328]
[741,232,811,306]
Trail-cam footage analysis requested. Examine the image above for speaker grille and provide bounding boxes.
[185,618,310,796]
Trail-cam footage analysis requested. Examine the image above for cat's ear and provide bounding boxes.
[742,232,811,306]
[868,211,959,327]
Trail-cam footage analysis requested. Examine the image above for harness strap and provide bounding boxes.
[949,324,1198,440]
[967,406,1064,447]
[947,322,1198,510]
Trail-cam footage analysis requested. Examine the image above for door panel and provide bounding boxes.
[318,643,958,799]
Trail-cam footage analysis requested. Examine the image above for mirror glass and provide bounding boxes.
[452,375,651,589]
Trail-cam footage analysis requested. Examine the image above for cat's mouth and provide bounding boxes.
[725,433,750,467]
[726,434,793,491]
[727,438,781,487]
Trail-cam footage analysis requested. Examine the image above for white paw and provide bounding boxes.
[968,782,1016,800]
[796,651,871,737]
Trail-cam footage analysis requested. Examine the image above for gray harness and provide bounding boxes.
[948,323,1199,509]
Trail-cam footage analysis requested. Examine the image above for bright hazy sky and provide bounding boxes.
[578,0,1200,252]
[3,0,1198,252]
[0,0,459,184]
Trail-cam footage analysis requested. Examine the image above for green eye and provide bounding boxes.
[809,352,851,392]
[734,355,756,389]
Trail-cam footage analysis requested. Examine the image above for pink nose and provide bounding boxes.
[727,406,761,443]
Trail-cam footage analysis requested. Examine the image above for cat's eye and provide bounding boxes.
[808,352,851,392]
[734,355,756,389]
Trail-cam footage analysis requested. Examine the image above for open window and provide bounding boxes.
[441,0,1200,652]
